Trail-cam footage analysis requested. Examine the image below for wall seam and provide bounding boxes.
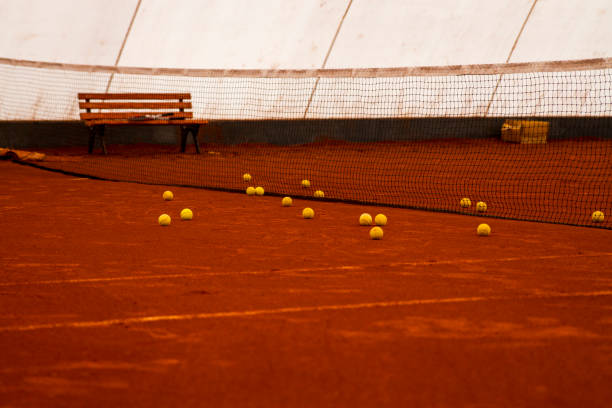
[105,0,143,92]
[303,0,354,119]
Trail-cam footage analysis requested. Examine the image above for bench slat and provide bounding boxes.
[79,102,192,110]
[78,93,191,100]
[80,112,194,120]
[84,119,208,126]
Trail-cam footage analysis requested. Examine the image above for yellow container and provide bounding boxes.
[501,120,549,144]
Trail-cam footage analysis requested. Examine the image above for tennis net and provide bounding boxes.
[0,57,610,228]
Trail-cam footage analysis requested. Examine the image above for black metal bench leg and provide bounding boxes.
[180,126,188,152]
[88,125,107,154]
[88,127,96,154]
[179,125,200,153]
[99,126,107,155]
[192,125,200,154]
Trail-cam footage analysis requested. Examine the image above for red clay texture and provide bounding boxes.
[1,161,612,407]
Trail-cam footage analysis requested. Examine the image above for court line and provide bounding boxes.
[0,266,358,287]
[0,273,215,287]
[1,290,611,333]
[388,252,612,267]
[1,252,611,288]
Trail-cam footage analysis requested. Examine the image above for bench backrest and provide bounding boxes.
[78,93,194,123]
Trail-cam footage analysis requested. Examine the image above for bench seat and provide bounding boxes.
[78,93,207,154]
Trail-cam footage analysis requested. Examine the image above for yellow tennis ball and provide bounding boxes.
[374,214,387,226]
[592,211,605,223]
[255,186,265,196]
[476,201,487,212]
[282,197,293,207]
[162,190,173,201]
[359,213,373,226]
[180,208,193,220]
[460,198,471,208]
[369,226,383,240]
[246,186,256,195]
[302,207,314,219]
[158,214,171,226]
[314,190,324,198]
[301,179,311,188]
[477,223,491,236]
[243,173,252,182]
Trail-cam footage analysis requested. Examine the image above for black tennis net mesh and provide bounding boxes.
[0,57,610,228]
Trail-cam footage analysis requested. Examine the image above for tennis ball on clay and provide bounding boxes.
[246,186,256,195]
[302,207,314,219]
[476,201,487,212]
[162,190,174,201]
[314,190,324,198]
[460,197,471,208]
[592,211,605,223]
[255,186,265,196]
[359,213,373,226]
[370,226,383,240]
[180,208,193,221]
[477,223,491,236]
[374,214,387,226]
[282,197,293,207]
[158,214,171,226]
[243,173,252,182]
[301,179,311,188]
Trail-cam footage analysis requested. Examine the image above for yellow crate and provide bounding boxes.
[501,120,549,144]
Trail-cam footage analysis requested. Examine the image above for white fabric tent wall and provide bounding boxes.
[0,0,610,120]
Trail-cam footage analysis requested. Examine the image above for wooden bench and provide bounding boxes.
[78,93,207,154]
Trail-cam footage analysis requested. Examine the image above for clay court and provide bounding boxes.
[2,1,612,405]
[1,160,611,407]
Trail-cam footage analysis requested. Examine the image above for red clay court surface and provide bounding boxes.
[1,160,612,407]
